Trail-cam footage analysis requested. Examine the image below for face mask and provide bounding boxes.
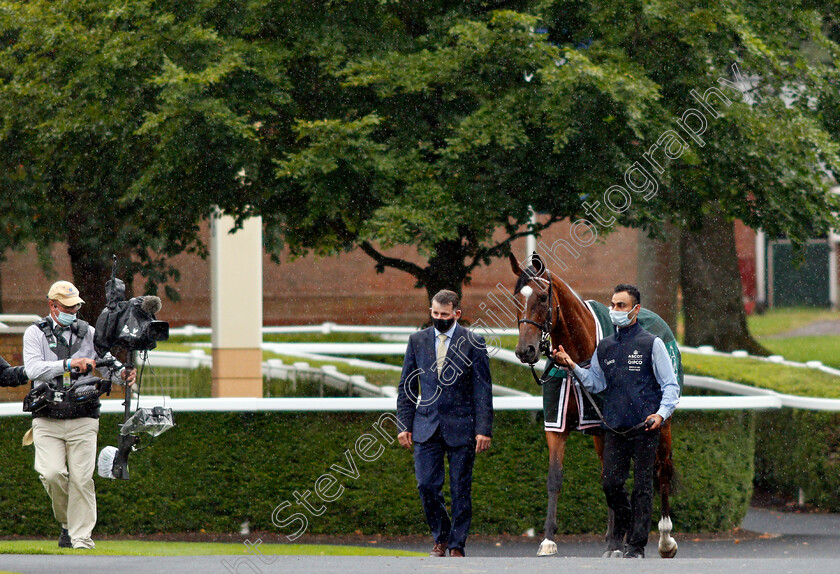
[609,307,635,328]
[56,311,77,326]
[433,317,455,333]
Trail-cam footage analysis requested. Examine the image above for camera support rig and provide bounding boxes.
[95,255,174,481]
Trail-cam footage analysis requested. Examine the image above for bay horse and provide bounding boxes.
[509,253,678,558]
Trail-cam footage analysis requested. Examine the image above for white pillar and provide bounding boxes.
[211,212,263,397]
[755,229,766,307]
[830,231,839,310]
[831,187,840,310]
[525,206,537,259]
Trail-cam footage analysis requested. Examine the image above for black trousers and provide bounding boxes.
[413,429,476,550]
[602,427,660,554]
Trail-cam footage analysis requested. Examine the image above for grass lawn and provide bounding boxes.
[166,332,388,346]
[152,309,840,399]
[681,352,840,398]
[759,335,840,369]
[0,540,423,556]
[260,351,402,388]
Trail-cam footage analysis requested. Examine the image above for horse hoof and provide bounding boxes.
[537,539,557,556]
[658,516,677,558]
[602,549,624,558]
[659,539,678,559]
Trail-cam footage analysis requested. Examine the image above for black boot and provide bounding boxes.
[59,528,71,548]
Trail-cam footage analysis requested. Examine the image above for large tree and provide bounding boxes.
[0,0,273,314]
[260,0,840,344]
[2,0,838,341]
[261,7,666,303]
[132,2,666,304]
[615,0,840,352]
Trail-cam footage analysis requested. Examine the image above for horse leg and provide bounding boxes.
[656,420,678,558]
[538,430,568,556]
[593,433,624,557]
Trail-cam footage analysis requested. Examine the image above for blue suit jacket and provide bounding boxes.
[396,324,493,447]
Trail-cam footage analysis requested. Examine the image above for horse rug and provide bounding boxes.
[542,300,683,433]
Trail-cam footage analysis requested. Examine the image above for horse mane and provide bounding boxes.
[514,264,584,309]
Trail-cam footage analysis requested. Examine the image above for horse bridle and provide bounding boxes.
[517,273,561,384]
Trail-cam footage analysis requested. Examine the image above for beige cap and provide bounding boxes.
[48,281,85,306]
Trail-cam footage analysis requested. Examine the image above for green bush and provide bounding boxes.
[670,410,755,530]
[0,410,753,537]
[755,410,840,510]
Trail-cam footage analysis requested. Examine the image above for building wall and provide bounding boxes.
[1,220,639,328]
[3,218,779,329]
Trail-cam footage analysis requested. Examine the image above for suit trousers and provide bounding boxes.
[601,427,660,555]
[413,429,476,551]
[32,416,99,549]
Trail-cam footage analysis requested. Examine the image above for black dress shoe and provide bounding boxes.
[58,528,72,548]
[430,542,448,557]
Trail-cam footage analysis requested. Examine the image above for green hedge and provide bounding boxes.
[0,410,753,537]
[755,410,840,510]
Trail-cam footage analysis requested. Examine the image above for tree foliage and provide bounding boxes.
[0,0,272,311]
[256,0,840,304]
[1,0,839,318]
[263,6,668,299]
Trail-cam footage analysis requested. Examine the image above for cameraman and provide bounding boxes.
[22,281,135,550]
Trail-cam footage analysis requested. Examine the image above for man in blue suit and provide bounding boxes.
[397,289,493,558]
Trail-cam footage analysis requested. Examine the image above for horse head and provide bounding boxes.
[509,252,558,365]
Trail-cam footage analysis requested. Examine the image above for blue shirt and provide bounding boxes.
[572,327,680,421]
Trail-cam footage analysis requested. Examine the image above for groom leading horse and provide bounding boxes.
[510,253,681,558]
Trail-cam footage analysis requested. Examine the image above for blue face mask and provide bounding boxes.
[56,311,77,326]
[609,307,636,328]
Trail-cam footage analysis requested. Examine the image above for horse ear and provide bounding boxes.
[508,253,522,276]
[531,252,546,276]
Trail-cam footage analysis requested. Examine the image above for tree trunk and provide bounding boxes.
[637,221,680,333]
[680,210,767,355]
[360,239,473,323]
[66,239,112,326]
[422,239,469,306]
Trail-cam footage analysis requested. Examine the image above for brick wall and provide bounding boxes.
[2,219,759,328]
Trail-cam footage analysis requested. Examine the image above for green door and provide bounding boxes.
[770,241,830,307]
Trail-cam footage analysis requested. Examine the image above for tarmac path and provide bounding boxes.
[3,507,840,574]
[767,318,840,338]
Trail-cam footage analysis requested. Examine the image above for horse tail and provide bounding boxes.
[654,420,679,496]
[655,451,680,496]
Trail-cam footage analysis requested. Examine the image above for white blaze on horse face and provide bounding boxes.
[520,286,533,300]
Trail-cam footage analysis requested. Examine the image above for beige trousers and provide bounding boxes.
[32,417,99,549]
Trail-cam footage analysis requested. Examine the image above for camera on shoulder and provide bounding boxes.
[93,256,169,357]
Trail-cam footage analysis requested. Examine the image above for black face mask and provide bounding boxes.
[432,316,455,333]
